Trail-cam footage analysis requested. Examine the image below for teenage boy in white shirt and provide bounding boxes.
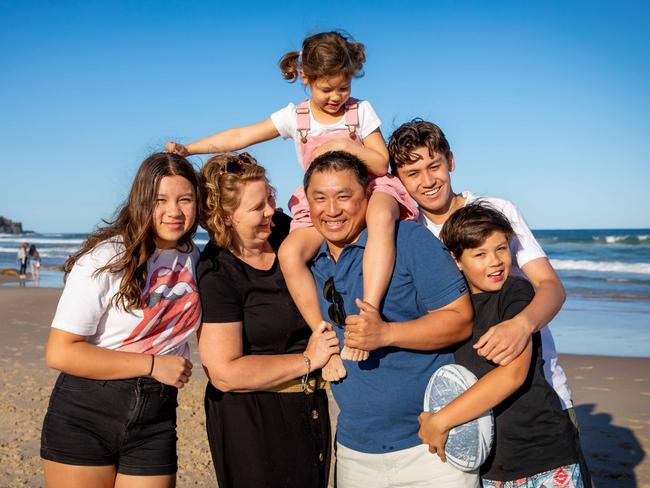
[388,119,593,486]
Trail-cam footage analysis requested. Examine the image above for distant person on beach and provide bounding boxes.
[41,153,201,488]
[418,202,584,487]
[16,241,28,278]
[28,244,41,280]
[167,31,418,381]
[388,119,592,486]
[306,151,478,488]
[196,153,338,488]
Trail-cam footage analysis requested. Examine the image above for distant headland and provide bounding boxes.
[0,216,24,234]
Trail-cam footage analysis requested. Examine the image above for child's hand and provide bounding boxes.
[310,138,358,162]
[417,412,449,462]
[165,141,190,156]
[311,140,342,160]
[152,355,193,389]
[321,354,347,382]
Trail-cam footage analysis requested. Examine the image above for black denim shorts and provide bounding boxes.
[41,373,178,476]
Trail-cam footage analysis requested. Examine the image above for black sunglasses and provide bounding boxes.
[218,152,258,175]
[323,277,346,327]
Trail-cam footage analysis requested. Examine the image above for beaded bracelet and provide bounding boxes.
[301,353,312,392]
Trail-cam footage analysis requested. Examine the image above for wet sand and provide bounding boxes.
[0,286,647,487]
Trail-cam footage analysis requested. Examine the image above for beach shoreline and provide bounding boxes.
[0,287,647,487]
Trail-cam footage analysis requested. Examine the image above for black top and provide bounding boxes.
[196,214,310,357]
[268,210,292,252]
[455,276,578,481]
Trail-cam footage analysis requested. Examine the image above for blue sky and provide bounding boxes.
[1,1,648,232]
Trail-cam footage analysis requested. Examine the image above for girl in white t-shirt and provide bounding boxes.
[41,153,202,488]
[167,31,417,380]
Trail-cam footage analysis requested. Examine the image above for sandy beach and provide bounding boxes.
[0,285,648,487]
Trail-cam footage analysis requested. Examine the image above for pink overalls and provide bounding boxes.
[288,98,419,231]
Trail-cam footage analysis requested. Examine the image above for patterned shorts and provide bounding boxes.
[482,463,583,488]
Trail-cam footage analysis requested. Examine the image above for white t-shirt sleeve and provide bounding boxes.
[358,100,381,139]
[501,200,546,268]
[466,193,546,269]
[51,243,117,337]
[270,102,297,140]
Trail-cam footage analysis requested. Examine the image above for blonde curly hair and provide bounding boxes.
[200,152,273,250]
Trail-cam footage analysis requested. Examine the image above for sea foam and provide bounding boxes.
[551,259,650,275]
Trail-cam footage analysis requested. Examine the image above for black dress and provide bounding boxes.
[197,236,330,488]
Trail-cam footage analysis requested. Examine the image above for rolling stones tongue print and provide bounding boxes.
[118,253,200,354]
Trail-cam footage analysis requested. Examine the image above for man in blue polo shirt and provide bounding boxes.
[306,151,478,488]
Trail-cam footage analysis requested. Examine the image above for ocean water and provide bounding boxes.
[1,229,649,357]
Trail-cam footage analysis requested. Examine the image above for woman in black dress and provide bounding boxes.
[197,152,339,488]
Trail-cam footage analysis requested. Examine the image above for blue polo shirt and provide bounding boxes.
[311,221,468,454]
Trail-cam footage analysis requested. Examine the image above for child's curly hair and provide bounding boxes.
[279,31,366,83]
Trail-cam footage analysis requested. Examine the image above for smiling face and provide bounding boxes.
[307,169,368,258]
[456,230,512,294]
[228,179,276,249]
[152,175,197,249]
[303,73,352,118]
[395,146,457,223]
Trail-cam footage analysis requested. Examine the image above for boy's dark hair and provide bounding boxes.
[388,119,452,173]
[303,150,370,193]
[440,202,515,258]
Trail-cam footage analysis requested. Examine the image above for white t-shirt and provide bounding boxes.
[52,239,201,358]
[418,191,574,409]
[270,99,381,167]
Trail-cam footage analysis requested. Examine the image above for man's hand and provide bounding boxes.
[473,314,532,365]
[417,412,449,462]
[344,299,390,351]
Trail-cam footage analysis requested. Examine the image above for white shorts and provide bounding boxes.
[336,442,480,488]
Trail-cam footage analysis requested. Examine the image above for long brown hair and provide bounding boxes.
[64,152,200,312]
[279,31,366,83]
[200,152,270,250]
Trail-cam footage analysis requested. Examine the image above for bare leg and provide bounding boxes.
[115,473,176,488]
[363,192,399,307]
[341,192,399,362]
[279,227,346,380]
[43,460,116,488]
[279,227,327,330]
